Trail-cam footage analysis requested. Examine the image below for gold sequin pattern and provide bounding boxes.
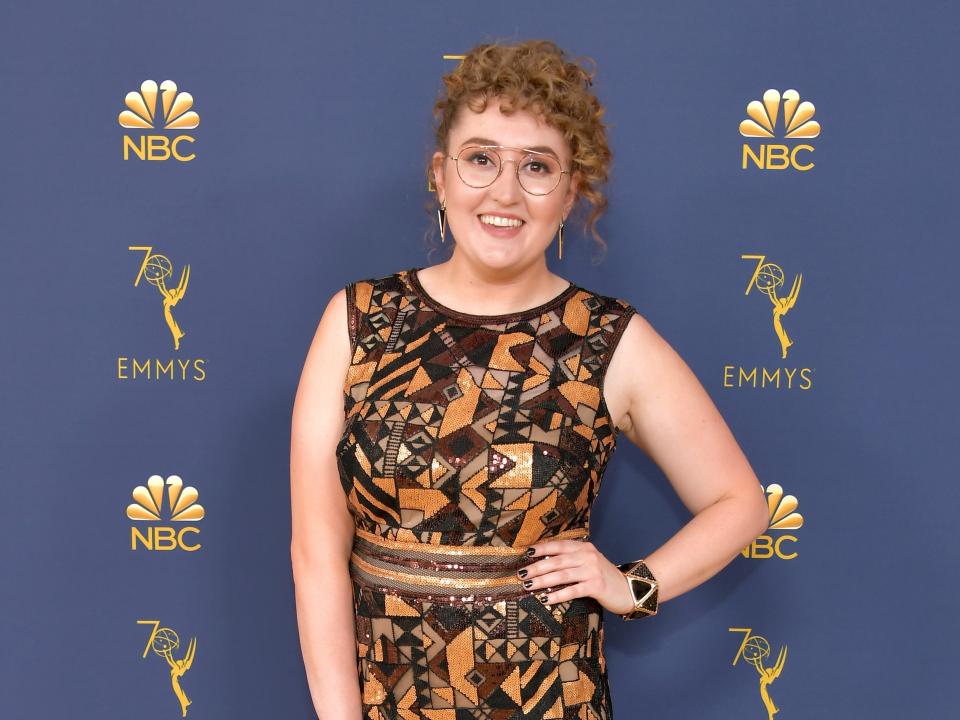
[350,526,588,603]
[340,267,636,717]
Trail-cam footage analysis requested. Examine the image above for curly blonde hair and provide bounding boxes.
[425,39,612,264]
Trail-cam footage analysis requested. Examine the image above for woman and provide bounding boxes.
[291,40,769,719]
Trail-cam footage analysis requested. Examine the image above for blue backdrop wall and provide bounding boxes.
[1,1,955,717]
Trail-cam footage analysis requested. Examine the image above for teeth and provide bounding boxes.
[479,214,524,228]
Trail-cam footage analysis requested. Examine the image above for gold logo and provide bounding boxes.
[742,254,802,360]
[127,474,205,521]
[723,255,813,390]
[129,246,190,350]
[729,627,788,720]
[740,89,819,171]
[119,80,200,130]
[119,80,199,161]
[741,484,804,559]
[128,474,204,551]
[739,89,819,139]
[118,247,206,382]
[138,620,197,717]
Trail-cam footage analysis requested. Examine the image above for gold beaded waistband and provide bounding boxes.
[349,526,589,604]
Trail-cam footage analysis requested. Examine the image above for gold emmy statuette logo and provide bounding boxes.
[130,245,190,350]
[743,254,802,360]
[138,620,197,717]
[729,627,788,719]
[128,474,204,551]
[118,247,206,381]
[740,89,820,171]
[741,484,804,560]
[119,80,199,162]
[723,254,813,391]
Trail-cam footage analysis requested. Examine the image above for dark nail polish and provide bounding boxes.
[523,579,533,588]
[517,568,528,578]
[538,593,549,604]
[526,547,536,556]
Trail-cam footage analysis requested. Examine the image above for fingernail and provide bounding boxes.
[538,593,549,604]
[523,579,533,588]
[526,547,536,556]
[517,568,528,578]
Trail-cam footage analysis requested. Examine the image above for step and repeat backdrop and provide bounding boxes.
[1,1,955,718]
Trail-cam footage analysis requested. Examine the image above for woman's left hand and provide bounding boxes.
[519,538,636,614]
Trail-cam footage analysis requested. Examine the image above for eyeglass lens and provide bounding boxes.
[456,146,562,195]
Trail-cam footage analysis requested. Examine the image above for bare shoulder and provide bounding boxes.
[303,287,350,365]
[612,311,677,378]
[290,285,356,562]
[603,310,704,448]
[601,307,765,518]
[323,286,349,340]
[291,286,352,436]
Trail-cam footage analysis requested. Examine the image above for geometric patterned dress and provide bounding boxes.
[337,267,637,719]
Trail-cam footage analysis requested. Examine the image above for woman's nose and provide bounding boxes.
[489,161,524,201]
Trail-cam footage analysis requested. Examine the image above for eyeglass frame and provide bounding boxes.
[445,145,573,196]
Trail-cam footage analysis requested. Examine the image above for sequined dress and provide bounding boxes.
[337,267,636,719]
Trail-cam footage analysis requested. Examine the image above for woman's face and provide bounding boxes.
[432,97,579,272]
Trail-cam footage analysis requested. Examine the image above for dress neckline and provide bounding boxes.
[405,267,578,324]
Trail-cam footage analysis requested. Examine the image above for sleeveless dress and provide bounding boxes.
[337,267,637,719]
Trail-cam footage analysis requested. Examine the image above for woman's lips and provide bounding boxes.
[477,215,525,239]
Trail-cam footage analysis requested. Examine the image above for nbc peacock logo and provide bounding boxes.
[739,89,820,171]
[128,474,205,552]
[119,80,200,162]
[741,484,804,560]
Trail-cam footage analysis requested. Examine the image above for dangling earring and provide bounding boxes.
[557,221,564,260]
[437,201,447,243]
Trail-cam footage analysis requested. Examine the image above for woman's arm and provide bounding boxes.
[604,313,770,604]
[290,287,362,718]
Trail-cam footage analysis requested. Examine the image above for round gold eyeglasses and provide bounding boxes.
[448,145,571,196]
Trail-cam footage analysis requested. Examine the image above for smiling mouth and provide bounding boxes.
[478,214,525,228]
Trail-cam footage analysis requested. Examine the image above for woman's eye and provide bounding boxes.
[524,160,551,174]
[467,152,493,166]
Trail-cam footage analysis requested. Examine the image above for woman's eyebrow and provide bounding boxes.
[459,137,560,159]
